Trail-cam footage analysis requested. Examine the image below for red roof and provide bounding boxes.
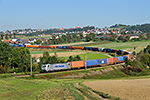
[4,40,10,43]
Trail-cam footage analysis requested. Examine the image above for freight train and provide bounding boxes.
[9,44,133,72]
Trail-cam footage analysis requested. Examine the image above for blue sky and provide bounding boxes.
[0,0,150,31]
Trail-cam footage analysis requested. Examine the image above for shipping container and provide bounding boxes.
[93,47,98,51]
[87,47,94,50]
[67,46,73,49]
[9,44,13,47]
[72,46,75,49]
[79,47,84,50]
[26,45,33,48]
[33,45,39,48]
[124,51,129,55]
[13,44,19,47]
[107,58,114,65]
[86,60,98,66]
[39,45,50,48]
[62,46,67,49]
[74,46,80,49]
[105,48,112,52]
[97,58,107,65]
[69,61,85,69]
[111,49,116,53]
[129,53,133,59]
[98,48,104,52]
[84,47,88,50]
[56,46,59,48]
[123,55,127,60]
[59,46,62,49]
[53,46,56,48]
[118,56,124,62]
[117,50,124,55]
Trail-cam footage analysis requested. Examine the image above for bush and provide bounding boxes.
[121,66,144,75]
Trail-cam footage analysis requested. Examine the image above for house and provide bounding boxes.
[11,38,17,42]
[130,34,139,40]
[28,38,37,43]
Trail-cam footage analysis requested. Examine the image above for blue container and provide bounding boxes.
[117,50,124,55]
[84,47,88,50]
[86,60,98,66]
[98,48,103,51]
[118,56,124,62]
[59,46,62,49]
[97,59,107,64]
[106,48,112,52]
[123,56,127,60]
[102,48,106,52]
[13,44,19,47]
[87,47,94,50]
[62,46,67,49]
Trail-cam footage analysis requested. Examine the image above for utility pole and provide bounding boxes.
[85,52,87,70]
[30,55,32,76]
[115,51,116,67]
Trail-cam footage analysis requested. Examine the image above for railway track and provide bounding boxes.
[15,62,125,78]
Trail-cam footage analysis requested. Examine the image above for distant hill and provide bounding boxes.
[110,23,150,33]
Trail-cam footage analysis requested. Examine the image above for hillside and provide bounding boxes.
[110,23,150,33]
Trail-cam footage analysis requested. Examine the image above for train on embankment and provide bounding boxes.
[9,44,133,72]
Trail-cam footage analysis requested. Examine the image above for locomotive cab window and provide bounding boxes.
[42,65,46,68]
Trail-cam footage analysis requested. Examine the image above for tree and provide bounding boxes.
[9,34,12,38]
[118,35,124,41]
[125,36,130,41]
[36,39,42,44]
[0,41,11,68]
[138,34,145,40]
[5,34,8,40]
[79,33,84,39]
[146,32,150,40]
[1,34,4,40]
[13,33,16,38]
[90,33,96,40]
[109,34,116,41]
[85,34,92,42]
[67,56,73,62]
[18,47,30,72]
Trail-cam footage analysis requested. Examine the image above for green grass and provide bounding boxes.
[0,78,84,100]
[62,52,110,61]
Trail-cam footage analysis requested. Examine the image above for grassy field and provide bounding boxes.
[61,52,110,61]
[0,78,82,100]
[16,36,51,39]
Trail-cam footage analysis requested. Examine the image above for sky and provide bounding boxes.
[0,0,150,31]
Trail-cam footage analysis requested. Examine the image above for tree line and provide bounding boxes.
[0,41,31,73]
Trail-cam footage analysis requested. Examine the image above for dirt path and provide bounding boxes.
[83,78,150,100]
